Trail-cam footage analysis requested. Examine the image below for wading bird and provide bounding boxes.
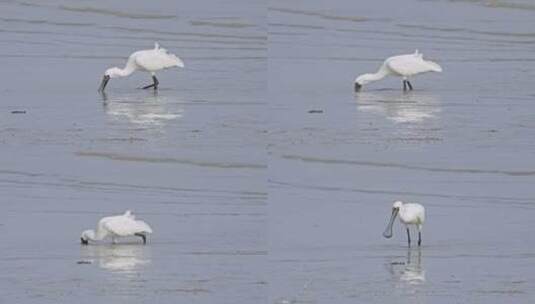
[98,42,184,92]
[383,201,425,247]
[354,50,442,92]
[80,210,153,245]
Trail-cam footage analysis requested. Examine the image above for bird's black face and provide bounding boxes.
[98,75,110,92]
[80,237,89,245]
[354,82,362,92]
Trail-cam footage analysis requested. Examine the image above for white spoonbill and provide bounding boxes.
[383,201,425,247]
[80,210,153,245]
[354,50,442,92]
[98,42,184,92]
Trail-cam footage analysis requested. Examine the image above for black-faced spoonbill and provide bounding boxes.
[383,201,425,247]
[98,42,184,92]
[354,50,442,92]
[80,210,153,245]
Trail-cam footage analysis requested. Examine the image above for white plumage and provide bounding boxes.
[135,42,184,71]
[354,50,442,92]
[81,210,153,245]
[98,42,184,92]
[383,201,426,247]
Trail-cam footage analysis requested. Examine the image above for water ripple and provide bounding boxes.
[59,5,176,20]
[269,180,535,207]
[269,7,369,23]
[76,151,266,170]
[282,154,535,176]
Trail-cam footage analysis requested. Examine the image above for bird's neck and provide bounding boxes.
[366,65,389,82]
[116,58,137,77]
[85,230,98,241]
[398,207,406,218]
[117,67,135,77]
[90,229,107,241]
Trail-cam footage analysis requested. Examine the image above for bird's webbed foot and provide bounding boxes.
[141,75,159,90]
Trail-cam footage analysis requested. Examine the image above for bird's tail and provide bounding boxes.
[136,220,153,233]
[155,45,184,68]
[172,54,185,68]
[425,60,443,72]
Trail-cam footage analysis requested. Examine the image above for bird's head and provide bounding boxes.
[354,74,373,92]
[392,200,404,210]
[80,230,94,245]
[104,67,123,78]
[98,68,123,92]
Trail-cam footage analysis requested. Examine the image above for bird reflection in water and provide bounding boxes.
[356,91,441,124]
[80,244,151,274]
[100,91,183,126]
[388,248,426,287]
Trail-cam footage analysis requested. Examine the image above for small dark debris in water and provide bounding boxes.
[77,260,92,265]
[191,129,201,133]
[11,110,26,114]
[308,110,323,114]
[391,261,405,265]
[487,129,498,133]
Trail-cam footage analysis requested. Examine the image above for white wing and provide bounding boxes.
[135,47,184,71]
[386,53,442,76]
[101,215,153,237]
[404,203,426,224]
[133,220,153,234]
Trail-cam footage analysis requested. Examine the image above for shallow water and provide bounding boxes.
[1,0,535,303]
[0,0,266,303]
[268,0,535,303]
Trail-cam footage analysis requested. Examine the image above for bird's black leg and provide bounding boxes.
[142,75,159,90]
[418,231,422,246]
[406,227,411,247]
[153,75,159,90]
[403,80,407,91]
[134,233,146,244]
[407,80,413,91]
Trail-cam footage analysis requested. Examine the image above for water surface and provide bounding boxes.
[0,1,266,303]
[268,0,535,303]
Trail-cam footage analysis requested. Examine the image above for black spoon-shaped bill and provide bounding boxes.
[383,208,399,238]
[98,75,110,92]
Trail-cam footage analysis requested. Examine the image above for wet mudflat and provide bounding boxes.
[0,0,266,303]
[268,0,535,303]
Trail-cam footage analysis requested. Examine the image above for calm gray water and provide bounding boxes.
[1,0,535,303]
[268,0,535,303]
[0,0,266,303]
